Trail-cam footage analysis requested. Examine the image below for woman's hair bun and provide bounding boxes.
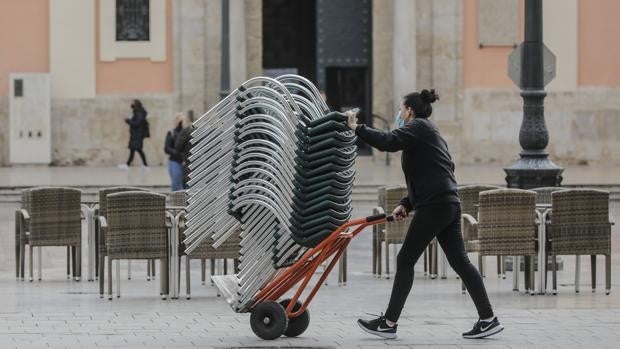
[421,89,439,104]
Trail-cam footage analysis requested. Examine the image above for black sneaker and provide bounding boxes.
[357,314,397,339]
[462,317,504,339]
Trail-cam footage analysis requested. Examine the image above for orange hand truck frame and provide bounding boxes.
[248,213,394,340]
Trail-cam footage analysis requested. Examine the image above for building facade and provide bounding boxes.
[0,0,619,166]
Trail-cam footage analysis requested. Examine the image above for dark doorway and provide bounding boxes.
[262,0,316,82]
[326,67,371,153]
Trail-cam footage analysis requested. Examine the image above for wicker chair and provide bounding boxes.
[373,186,413,279]
[464,189,538,293]
[532,187,562,205]
[169,190,241,299]
[101,191,170,299]
[16,187,82,281]
[458,185,502,279]
[97,186,150,298]
[547,189,613,295]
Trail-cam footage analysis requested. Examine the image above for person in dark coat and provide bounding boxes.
[174,120,193,189]
[351,89,502,340]
[165,113,190,191]
[119,99,148,169]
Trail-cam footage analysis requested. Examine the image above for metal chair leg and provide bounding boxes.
[501,256,506,279]
[591,255,596,293]
[524,256,530,293]
[513,256,520,292]
[15,211,20,279]
[575,255,580,293]
[147,259,151,281]
[127,260,132,280]
[430,241,438,279]
[223,258,228,275]
[210,259,215,285]
[76,244,81,281]
[385,241,390,279]
[161,257,169,299]
[529,256,535,296]
[605,254,611,295]
[67,246,71,279]
[234,258,239,273]
[186,256,191,299]
[377,237,382,278]
[372,231,377,277]
[440,247,447,279]
[423,247,428,276]
[478,254,484,278]
[116,260,120,298]
[151,259,156,279]
[99,254,105,298]
[71,246,76,280]
[38,247,42,281]
[29,245,33,282]
[201,259,206,285]
[552,254,557,295]
[107,257,112,300]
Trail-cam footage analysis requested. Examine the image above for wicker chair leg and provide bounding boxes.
[591,255,596,293]
[186,256,191,299]
[605,254,611,295]
[552,254,557,295]
[38,247,42,281]
[66,246,71,279]
[127,261,132,280]
[575,255,580,293]
[385,241,390,279]
[116,260,121,298]
[513,256,519,292]
[147,260,151,281]
[201,259,206,285]
[29,245,33,282]
[107,257,112,300]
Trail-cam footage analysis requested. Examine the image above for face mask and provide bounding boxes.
[395,110,405,128]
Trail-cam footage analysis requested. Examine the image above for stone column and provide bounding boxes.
[245,0,263,79]
[372,0,394,126]
[173,0,208,115]
[204,0,223,110]
[392,0,417,113]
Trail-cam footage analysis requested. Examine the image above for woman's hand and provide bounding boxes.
[345,110,358,130]
[392,205,409,221]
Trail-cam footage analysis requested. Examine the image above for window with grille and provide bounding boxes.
[116,0,150,41]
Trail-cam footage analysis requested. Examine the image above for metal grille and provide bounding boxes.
[116,0,150,41]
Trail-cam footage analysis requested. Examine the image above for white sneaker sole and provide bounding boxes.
[463,324,504,339]
[357,321,397,339]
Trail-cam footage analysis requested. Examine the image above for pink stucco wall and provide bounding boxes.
[0,0,50,96]
[578,0,620,86]
[95,0,173,94]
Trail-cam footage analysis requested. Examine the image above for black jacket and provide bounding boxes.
[174,126,193,185]
[355,118,459,210]
[126,109,147,150]
[164,126,183,163]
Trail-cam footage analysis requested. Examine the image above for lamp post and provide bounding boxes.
[504,0,563,188]
[219,0,230,100]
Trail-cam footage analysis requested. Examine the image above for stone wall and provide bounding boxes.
[49,95,174,166]
[458,88,620,165]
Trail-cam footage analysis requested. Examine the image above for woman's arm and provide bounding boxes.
[355,124,417,152]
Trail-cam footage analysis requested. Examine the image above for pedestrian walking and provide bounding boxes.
[119,99,149,169]
[348,89,503,340]
[173,114,193,189]
[165,112,189,191]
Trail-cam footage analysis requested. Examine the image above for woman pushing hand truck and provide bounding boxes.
[346,89,503,340]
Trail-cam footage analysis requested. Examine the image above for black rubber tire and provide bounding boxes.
[279,299,310,337]
[250,301,289,340]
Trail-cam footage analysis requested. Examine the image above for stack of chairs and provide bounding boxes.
[184,75,356,312]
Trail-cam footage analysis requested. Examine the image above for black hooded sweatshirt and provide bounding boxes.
[355,117,460,211]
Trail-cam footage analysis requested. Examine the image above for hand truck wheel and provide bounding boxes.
[279,299,310,337]
[250,301,289,340]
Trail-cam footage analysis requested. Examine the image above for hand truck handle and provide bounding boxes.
[365,214,394,223]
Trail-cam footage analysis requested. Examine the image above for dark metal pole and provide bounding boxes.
[219,0,230,100]
[504,0,563,189]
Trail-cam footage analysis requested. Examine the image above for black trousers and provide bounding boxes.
[127,149,147,166]
[385,203,494,322]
